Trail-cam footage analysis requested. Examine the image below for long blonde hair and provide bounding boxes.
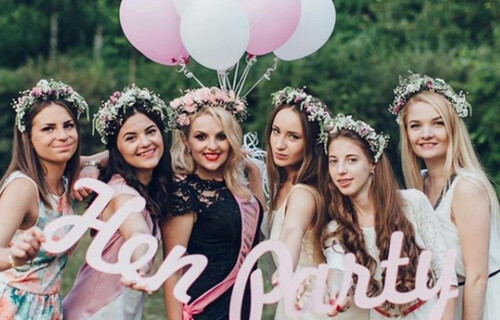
[399,91,500,218]
[170,106,252,201]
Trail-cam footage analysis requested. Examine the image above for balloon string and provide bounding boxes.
[235,55,257,98]
[232,61,240,92]
[176,59,205,87]
[241,57,279,99]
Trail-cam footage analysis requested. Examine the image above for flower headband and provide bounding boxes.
[319,114,389,163]
[12,79,89,133]
[271,86,330,125]
[169,87,247,128]
[389,71,471,121]
[93,84,174,145]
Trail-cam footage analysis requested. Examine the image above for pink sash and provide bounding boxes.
[182,195,260,320]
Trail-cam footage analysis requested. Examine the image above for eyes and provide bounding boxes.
[271,127,301,140]
[124,127,158,142]
[41,122,75,132]
[329,157,358,166]
[193,132,227,141]
[408,120,445,130]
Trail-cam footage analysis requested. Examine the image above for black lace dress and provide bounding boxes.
[172,174,262,320]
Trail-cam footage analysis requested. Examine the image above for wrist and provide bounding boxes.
[81,160,101,170]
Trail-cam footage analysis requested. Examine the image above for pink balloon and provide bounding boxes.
[119,0,188,66]
[241,0,301,56]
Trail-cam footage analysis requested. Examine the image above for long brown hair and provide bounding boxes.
[320,129,430,311]
[265,103,326,263]
[0,100,81,209]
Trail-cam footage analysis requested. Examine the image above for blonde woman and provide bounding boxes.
[162,87,263,320]
[391,71,500,319]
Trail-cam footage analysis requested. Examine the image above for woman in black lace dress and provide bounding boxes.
[161,87,264,320]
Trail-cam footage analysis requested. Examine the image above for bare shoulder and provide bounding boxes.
[1,178,38,204]
[453,177,488,201]
[452,177,490,219]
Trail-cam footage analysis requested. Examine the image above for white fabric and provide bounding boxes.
[324,189,452,319]
[433,169,500,320]
[269,184,368,320]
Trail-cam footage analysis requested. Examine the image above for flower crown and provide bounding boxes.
[389,71,471,121]
[12,79,89,133]
[169,87,247,128]
[93,85,174,145]
[271,86,330,125]
[319,114,389,163]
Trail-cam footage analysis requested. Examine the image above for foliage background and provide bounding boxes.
[1,0,499,319]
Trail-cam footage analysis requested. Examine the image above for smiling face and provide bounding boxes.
[328,136,375,199]
[30,103,78,166]
[405,101,449,164]
[269,108,305,171]
[183,113,230,180]
[116,112,164,180]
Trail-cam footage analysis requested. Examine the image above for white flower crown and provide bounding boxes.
[271,86,330,125]
[12,79,89,133]
[93,85,175,145]
[169,87,247,128]
[389,71,471,121]
[319,114,389,163]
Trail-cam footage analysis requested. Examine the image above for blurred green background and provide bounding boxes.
[1,0,499,319]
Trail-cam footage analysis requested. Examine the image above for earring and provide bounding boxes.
[370,169,375,177]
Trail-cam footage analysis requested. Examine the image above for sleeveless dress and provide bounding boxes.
[269,183,368,320]
[62,174,160,320]
[172,174,262,320]
[0,171,75,320]
[433,169,500,319]
[324,189,453,320]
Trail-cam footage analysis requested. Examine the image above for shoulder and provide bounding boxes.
[399,188,433,219]
[107,174,140,197]
[399,188,428,204]
[289,183,320,200]
[1,171,38,200]
[454,170,488,197]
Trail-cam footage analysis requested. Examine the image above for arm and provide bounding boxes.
[244,158,267,211]
[161,213,195,320]
[73,150,110,201]
[278,186,316,270]
[452,179,490,320]
[80,150,109,168]
[0,179,43,271]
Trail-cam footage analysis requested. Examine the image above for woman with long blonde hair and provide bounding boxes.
[162,87,263,320]
[392,71,500,319]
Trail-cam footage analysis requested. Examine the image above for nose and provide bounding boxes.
[421,125,434,139]
[207,137,218,150]
[139,134,152,148]
[336,161,347,174]
[56,127,69,140]
[274,135,286,150]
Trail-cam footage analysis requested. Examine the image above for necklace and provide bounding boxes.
[423,172,457,210]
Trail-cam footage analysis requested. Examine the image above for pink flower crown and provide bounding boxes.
[12,79,89,133]
[169,87,248,128]
[271,86,330,125]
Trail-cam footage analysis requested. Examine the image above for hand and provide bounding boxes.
[326,292,351,317]
[120,270,153,294]
[174,173,187,182]
[294,277,312,310]
[9,226,45,266]
[72,166,100,201]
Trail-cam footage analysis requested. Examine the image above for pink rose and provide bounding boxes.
[30,87,42,97]
[184,103,196,113]
[178,114,190,126]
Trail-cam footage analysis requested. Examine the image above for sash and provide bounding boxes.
[182,194,260,320]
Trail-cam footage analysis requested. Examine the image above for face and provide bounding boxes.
[269,108,305,170]
[31,103,78,166]
[184,113,230,180]
[117,112,164,176]
[328,137,374,199]
[405,101,448,163]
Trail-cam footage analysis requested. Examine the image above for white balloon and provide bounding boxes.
[180,0,250,71]
[172,0,193,16]
[274,0,336,61]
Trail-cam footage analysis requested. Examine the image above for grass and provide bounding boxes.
[61,233,275,319]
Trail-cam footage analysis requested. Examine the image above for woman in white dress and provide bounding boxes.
[265,87,367,319]
[319,114,456,319]
[392,71,500,319]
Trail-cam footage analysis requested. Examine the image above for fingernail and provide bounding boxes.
[329,298,335,305]
[336,305,342,312]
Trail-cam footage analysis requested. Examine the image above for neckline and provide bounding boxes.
[192,173,225,185]
[423,172,457,210]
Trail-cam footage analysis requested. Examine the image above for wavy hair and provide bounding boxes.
[399,91,500,222]
[1,100,81,209]
[320,130,432,311]
[100,105,174,222]
[170,106,252,201]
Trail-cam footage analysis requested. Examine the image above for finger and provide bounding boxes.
[10,247,28,259]
[30,227,46,243]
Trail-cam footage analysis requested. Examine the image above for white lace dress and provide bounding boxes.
[324,189,454,319]
[269,184,368,320]
[433,169,500,319]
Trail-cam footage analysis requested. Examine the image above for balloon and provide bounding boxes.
[172,0,194,16]
[119,0,188,66]
[241,0,301,56]
[274,0,336,61]
[180,0,250,71]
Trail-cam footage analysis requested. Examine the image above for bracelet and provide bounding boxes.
[8,254,17,269]
[81,160,101,170]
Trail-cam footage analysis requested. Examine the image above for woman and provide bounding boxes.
[62,85,175,319]
[162,87,263,320]
[392,71,500,319]
[0,79,88,319]
[265,87,364,319]
[320,114,455,319]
